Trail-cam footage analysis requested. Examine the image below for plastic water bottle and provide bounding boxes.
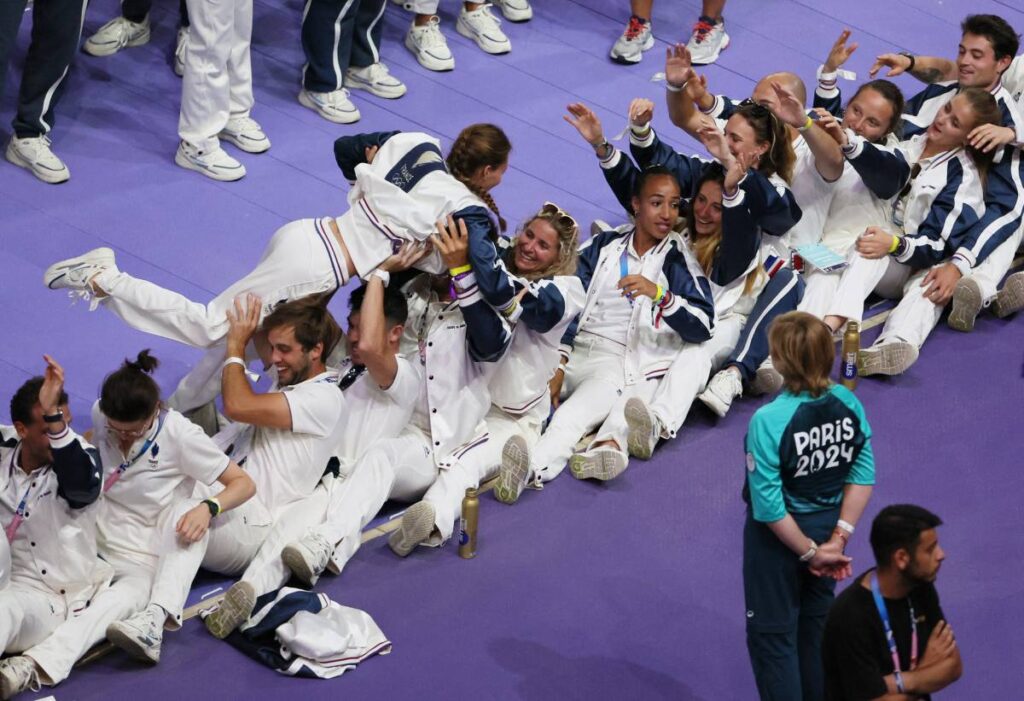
[841,321,859,390]
[458,487,479,559]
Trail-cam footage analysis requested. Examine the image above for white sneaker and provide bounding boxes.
[405,17,455,71]
[686,16,730,66]
[298,88,361,124]
[569,447,628,481]
[857,341,919,377]
[219,116,270,154]
[173,27,189,77]
[698,367,743,418]
[281,532,333,586]
[494,434,531,505]
[624,397,660,459]
[175,140,246,182]
[947,277,983,332]
[44,247,116,291]
[992,271,1024,318]
[106,604,165,664]
[204,581,256,639]
[609,15,653,65]
[492,0,532,22]
[456,4,511,55]
[749,357,784,396]
[388,501,436,557]
[6,135,70,184]
[0,657,40,699]
[345,62,407,99]
[83,15,151,57]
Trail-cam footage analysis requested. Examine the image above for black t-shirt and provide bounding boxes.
[822,569,945,701]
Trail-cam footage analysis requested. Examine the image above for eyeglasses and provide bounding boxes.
[540,201,579,233]
[106,414,155,440]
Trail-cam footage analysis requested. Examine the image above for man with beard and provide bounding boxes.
[821,505,962,700]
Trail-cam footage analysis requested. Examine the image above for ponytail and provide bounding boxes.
[100,350,162,422]
[446,124,511,234]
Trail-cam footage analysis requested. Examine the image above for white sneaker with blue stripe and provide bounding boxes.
[175,140,246,182]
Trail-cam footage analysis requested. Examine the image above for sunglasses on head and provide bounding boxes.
[540,201,579,232]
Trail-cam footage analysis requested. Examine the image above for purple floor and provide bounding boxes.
[3,0,1024,698]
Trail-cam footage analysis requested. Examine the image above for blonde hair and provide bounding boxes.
[446,124,511,234]
[688,169,761,295]
[768,311,835,397]
[506,205,580,280]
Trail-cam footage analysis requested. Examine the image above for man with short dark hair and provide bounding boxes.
[822,505,962,700]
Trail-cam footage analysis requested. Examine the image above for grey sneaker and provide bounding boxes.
[698,368,743,418]
[624,397,659,459]
[494,435,531,504]
[106,604,165,664]
[609,15,653,65]
[947,277,983,332]
[569,447,628,481]
[6,135,70,184]
[83,15,151,57]
[282,532,333,586]
[749,357,784,396]
[204,581,256,639]
[686,16,730,66]
[992,271,1024,318]
[388,501,436,557]
[0,656,40,699]
[857,342,919,376]
[44,247,116,290]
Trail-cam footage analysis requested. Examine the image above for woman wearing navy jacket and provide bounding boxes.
[822,88,1002,376]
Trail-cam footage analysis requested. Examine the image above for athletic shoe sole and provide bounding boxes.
[297,91,361,124]
[204,581,256,639]
[174,148,246,182]
[696,386,731,418]
[857,342,919,377]
[749,364,783,396]
[947,277,983,332]
[992,271,1024,318]
[494,435,530,504]
[218,129,270,155]
[43,247,115,289]
[281,543,321,587]
[609,33,654,65]
[569,450,628,481]
[5,142,70,184]
[689,32,730,66]
[455,20,511,55]
[388,501,436,557]
[83,27,151,57]
[345,75,408,100]
[624,397,656,459]
[497,7,532,22]
[404,33,455,71]
[106,621,161,664]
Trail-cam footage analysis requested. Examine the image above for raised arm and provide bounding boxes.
[38,355,101,509]
[813,29,859,116]
[333,131,400,182]
[869,52,957,84]
[664,44,714,137]
[831,124,911,199]
[771,81,844,182]
[565,102,637,214]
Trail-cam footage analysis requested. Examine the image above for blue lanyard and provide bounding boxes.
[103,413,166,493]
[620,248,634,305]
[870,573,919,675]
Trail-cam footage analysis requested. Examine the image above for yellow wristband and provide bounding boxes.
[888,235,900,254]
[655,284,665,304]
[448,264,472,276]
[798,115,814,132]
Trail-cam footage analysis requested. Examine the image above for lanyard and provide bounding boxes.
[103,413,166,493]
[871,573,919,674]
[5,446,47,543]
[620,248,634,306]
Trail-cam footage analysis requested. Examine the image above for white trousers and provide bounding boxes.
[401,0,443,14]
[97,219,344,412]
[0,584,65,655]
[826,254,913,323]
[873,269,943,350]
[647,315,743,437]
[423,407,540,544]
[530,335,626,482]
[798,269,842,319]
[971,226,1024,301]
[179,0,254,151]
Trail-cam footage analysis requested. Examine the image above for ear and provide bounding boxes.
[631,195,641,215]
[996,55,1012,75]
[893,547,911,572]
[387,323,405,345]
[310,341,324,363]
[13,421,28,439]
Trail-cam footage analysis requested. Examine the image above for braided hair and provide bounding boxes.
[446,124,511,234]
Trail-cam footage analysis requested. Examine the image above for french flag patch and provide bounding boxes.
[762,252,787,278]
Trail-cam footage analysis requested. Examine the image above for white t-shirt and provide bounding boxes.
[244,370,345,517]
[94,403,229,562]
[335,356,420,475]
[582,239,640,347]
[786,136,838,249]
[820,159,894,255]
[1003,55,1024,107]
